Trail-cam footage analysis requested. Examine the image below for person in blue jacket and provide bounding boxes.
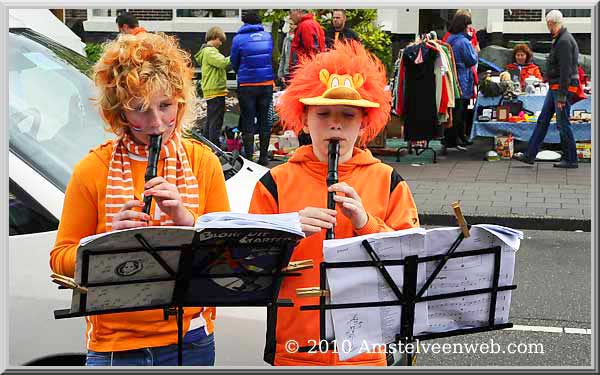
[444,11,478,152]
[231,10,274,166]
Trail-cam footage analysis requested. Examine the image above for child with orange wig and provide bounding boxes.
[249,41,420,366]
[50,32,229,366]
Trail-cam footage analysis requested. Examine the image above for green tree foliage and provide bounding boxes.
[315,9,392,75]
[259,9,289,77]
[84,42,104,64]
[258,9,393,77]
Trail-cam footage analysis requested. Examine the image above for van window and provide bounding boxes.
[9,179,58,236]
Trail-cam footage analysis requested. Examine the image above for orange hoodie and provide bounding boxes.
[249,145,419,366]
[50,137,230,352]
[505,62,543,89]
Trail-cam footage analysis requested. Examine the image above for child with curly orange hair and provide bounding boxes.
[50,32,230,366]
[249,40,420,366]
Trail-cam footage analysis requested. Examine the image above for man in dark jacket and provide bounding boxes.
[325,9,359,48]
[231,10,274,165]
[513,10,580,168]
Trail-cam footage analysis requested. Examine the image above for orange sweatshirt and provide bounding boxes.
[50,137,230,352]
[249,146,419,366]
[506,62,543,89]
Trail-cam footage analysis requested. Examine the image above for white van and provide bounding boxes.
[8,24,269,366]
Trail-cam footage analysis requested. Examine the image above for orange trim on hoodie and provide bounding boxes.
[505,62,543,88]
[50,138,230,352]
[239,80,275,87]
[249,145,420,366]
[130,27,147,35]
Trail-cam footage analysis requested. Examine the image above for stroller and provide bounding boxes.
[222,122,242,157]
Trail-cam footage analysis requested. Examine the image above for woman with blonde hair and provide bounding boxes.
[50,32,230,366]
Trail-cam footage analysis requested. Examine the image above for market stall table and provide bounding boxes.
[470,93,592,143]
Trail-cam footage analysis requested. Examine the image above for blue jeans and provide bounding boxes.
[526,90,577,164]
[237,85,273,136]
[85,330,215,366]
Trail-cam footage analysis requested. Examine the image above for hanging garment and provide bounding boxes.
[402,43,442,141]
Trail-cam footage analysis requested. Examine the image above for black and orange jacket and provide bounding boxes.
[545,27,579,103]
[249,145,420,366]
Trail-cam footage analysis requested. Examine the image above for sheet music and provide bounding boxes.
[78,225,195,248]
[321,225,521,360]
[195,212,304,237]
[422,226,519,333]
[323,228,428,361]
[70,213,303,314]
[75,227,194,284]
[73,281,175,312]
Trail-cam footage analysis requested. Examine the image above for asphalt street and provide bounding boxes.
[214,229,592,367]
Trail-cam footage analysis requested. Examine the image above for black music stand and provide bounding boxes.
[299,228,517,366]
[54,227,302,366]
[396,139,438,163]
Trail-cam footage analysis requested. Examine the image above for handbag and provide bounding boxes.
[479,79,503,97]
[499,96,534,116]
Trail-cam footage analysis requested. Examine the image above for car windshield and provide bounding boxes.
[8,30,113,192]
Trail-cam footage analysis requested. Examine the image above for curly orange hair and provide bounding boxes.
[277,40,391,146]
[92,32,196,136]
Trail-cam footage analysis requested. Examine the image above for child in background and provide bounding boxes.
[195,26,230,147]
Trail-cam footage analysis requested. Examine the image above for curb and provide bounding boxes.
[419,213,591,232]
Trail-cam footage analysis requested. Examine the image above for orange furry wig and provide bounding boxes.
[276,40,391,145]
[92,32,196,136]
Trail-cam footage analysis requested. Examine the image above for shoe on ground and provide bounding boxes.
[456,145,468,152]
[512,152,534,165]
[553,160,578,169]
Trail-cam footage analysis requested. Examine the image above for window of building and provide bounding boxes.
[545,9,591,18]
[176,9,240,18]
[92,9,126,17]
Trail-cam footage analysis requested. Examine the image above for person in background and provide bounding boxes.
[513,10,580,169]
[324,9,360,49]
[231,10,275,166]
[249,40,419,366]
[443,11,478,152]
[442,9,480,53]
[288,9,325,74]
[195,26,230,147]
[288,9,325,146]
[278,19,297,87]
[442,9,479,143]
[505,43,543,89]
[115,11,146,35]
[50,32,230,366]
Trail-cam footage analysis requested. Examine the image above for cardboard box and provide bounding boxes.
[367,127,387,148]
[275,130,299,153]
[494,135,514,159]
[576,142,591,161]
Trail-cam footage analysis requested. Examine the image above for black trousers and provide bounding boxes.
[444,98,469,147]
[238,85,273,136]
[205,96,225,146]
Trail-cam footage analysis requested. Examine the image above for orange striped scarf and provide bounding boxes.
[105,132,199,230]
